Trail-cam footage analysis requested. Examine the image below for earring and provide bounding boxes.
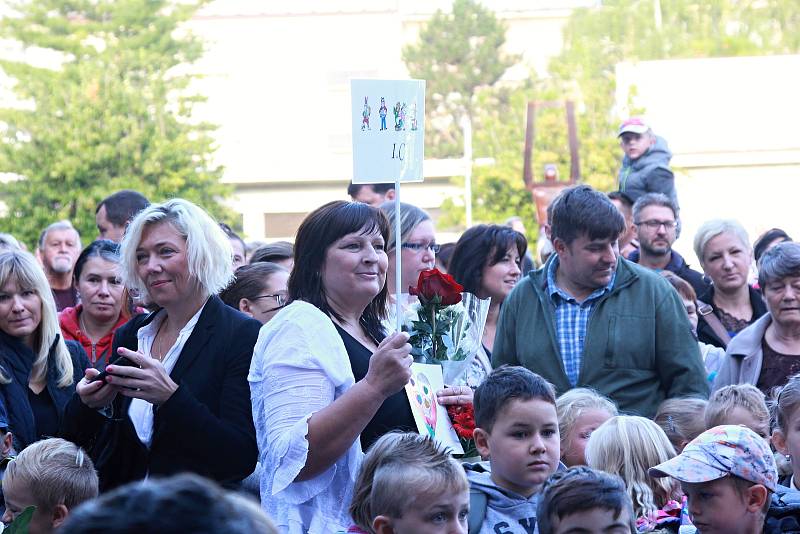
[786,454,793,461]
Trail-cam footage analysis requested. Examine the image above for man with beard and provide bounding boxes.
[629,193,710,298]
[492,185,708,417]
[37,220,82,311]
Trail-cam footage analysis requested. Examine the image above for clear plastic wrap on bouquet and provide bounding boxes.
[403,292,491,387]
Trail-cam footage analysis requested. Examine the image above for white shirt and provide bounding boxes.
[128,302,206,447]
[249,300,361,534]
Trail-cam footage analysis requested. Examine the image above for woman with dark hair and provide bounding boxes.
[249,201,468,532]
[59,240,142,369]
[220,262,289,324]
[448,225,526,384]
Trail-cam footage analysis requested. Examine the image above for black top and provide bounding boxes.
[334,324,417,450]
[27,387,58,440]
[756,339,800,395]
[697,285,768,348]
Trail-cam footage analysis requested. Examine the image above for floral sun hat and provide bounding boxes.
[648,424,777,492]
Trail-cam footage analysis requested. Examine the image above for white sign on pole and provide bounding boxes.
[350,79,425,184]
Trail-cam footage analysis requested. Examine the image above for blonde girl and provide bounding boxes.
[586,416,680,522]
[556,387,618,467]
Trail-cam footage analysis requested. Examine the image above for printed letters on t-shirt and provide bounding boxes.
[491,517,536,534]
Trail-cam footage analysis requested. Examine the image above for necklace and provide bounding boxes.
[78,312,101,344]
[151,318,172,363]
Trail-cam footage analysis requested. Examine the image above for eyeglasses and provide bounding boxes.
[251,292,288,311]
[401,242,441,254]
[635,220,677,231]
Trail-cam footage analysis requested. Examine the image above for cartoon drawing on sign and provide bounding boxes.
[410,102,418,131]
[379,97,388,131]
[400,103,408,131]
[393,101,403,131]
[361,97,371,131]
[409,372,437,437]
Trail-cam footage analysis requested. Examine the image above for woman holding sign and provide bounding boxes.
[249,201,469,533]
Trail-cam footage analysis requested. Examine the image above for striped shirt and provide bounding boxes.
[546,257,615,386]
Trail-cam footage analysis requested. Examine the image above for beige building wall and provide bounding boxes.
[615,55,800,266]
[188,0,597,241]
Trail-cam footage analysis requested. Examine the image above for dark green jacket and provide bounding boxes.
[492,256,709,417]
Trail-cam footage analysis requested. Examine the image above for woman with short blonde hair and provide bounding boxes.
[63,199,261,491]
[693,219,766,349]
[0,250,88,450]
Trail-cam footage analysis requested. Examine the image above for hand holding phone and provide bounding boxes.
[90,354,136,383]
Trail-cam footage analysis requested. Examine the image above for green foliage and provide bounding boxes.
[428,0,800,233]
[0,0,232,248]
[546,0,800,199]
[403,0,518,158]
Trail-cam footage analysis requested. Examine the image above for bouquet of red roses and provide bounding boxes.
[446,403,479,458]
[406,269,490,385]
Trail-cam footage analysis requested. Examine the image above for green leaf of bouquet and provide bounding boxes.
[5,505,36,534]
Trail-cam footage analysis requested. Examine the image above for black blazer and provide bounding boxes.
[61,296,261,491]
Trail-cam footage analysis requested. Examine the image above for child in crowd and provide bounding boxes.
[660,271,725,383]
[650,425,800,534]
[706,384,770,439]
[586,416,681,532]
[348,432,469,534]
[537,466,636,534]
[467,366,561,533]
[1,438,98,534]
[771,373,800,490]
[654,398,709,453]
[556,387,618,467]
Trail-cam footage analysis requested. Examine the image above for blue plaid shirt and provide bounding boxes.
[546,257,616,386]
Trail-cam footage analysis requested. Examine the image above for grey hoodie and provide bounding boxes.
[465,462,540,534]
[618,135,678,208]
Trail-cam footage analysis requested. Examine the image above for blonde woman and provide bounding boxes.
[586,416,680,530]
[63,199,261,491]
[0,251,89,451]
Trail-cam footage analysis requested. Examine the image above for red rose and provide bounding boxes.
[447,403,476,440]
[409,268,463,306]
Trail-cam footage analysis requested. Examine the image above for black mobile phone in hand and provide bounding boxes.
[89,355,136,383]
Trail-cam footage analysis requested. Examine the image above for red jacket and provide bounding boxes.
[59,305,136,369]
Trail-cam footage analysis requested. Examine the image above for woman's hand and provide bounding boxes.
[76,368,118,409]
[363,331,412,399]
[104,347,179,405]
[437,385,473,406]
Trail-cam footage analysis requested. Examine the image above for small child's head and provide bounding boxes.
[706,384,770,439]
[556,387,618,467]
[654,397,709,453]
[350,432,469,534]
[770,373,800,480]
[585,416,679,520]
[537,466,635,534]
[473,366,559,497]
[660,271,699,332]
[2,438,98,534]
[650,425,777,534]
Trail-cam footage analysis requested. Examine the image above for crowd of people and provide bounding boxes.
[0,117,796,534]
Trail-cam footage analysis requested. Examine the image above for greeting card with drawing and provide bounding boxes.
[404,362,464,454]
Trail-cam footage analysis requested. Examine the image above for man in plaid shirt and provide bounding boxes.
[493,185,708,417]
